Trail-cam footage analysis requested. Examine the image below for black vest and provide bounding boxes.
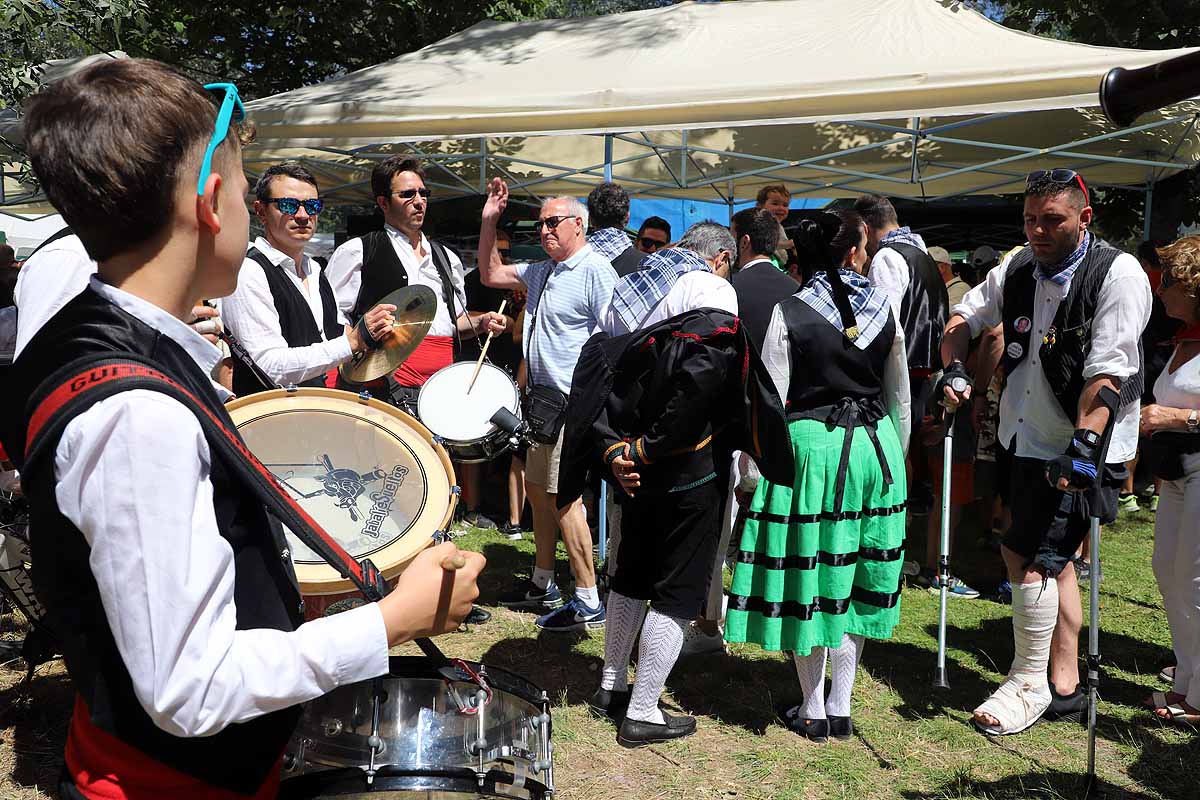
[230,247,343,396]
[352,231,459,349]
[9,289,304,795]
[779,296,894,419]
[879,242,947,372]
[732,260,800,353]
[1000,238,1143,420]
[610,246,646,278]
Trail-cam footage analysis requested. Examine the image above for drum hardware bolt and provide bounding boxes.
[357,391,372,403]
[281,753,296,772]
[280,547,290,561]
[297,600,305,615]
[369,734,385,754]
[450,484,462,495]
[322,718,344,737]
[534,760,551,773]
[285,384,299,393]
[433,435,447,445]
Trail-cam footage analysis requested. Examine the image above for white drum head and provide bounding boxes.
[417,362,520,444]
[225,388,456,595]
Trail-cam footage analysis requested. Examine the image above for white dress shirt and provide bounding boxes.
[952,248,1151,463]
[217,237,352,387]
[867,247,913,324]
[325,225,467,336]
[54,277,388,737]
[14,233,96,357]
[760,302,912,455]
[596,270,739,337]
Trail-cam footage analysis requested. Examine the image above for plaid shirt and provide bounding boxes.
[798,269,892,350]
[609,247,710,333]
[587,227,633,262]
[1035,231,1091,286]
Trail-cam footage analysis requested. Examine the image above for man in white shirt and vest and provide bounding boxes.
[940,169,1150,736]
[219,163,395,395]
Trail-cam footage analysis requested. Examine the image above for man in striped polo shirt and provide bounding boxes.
[478,178,619,631]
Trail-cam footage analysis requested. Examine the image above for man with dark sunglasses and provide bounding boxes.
[219,163,395,395]
[636,216,672,254]
[940,168,1151,737]
[326,156,506,400]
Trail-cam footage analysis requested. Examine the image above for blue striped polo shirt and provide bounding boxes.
[518,243,618,395]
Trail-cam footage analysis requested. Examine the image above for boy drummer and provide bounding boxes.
[9,58,484,799]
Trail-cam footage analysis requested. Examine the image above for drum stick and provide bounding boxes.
[466,299,506,394]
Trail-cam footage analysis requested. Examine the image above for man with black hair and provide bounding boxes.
[635,216,672,254]
[941,169,1150,736]
[855,194,948,416]
[326,156,506,399]
[730,207,797,351]
[587,182,645,277]
[219,163,396,395]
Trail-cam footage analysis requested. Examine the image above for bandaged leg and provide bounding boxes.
[973,578,1059,735]
[601,591,647,692]
[625,609,687,724]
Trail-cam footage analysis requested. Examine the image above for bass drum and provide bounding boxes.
[280,657,554,800]
[224,388,457,620]
[417,362,521,464]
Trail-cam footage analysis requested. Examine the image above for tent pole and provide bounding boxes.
[727,178,735,223]
[479,138,487,194]
[604,134,614,182]
[910,117,921,184]
[681,130,688,188]
[1143,181,1154,241]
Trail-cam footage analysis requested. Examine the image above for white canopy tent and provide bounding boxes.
[3,1,1198,218]
[237,0,1199,217]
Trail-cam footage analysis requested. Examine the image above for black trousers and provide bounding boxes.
[609,480,723,619]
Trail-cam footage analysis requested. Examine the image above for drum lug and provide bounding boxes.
[450,485,462,496]
[433,530,451,544]
[473,688,489,780]
[433,434,447,446]
[322,717,343,737]
[284,383,299,394]
[357,391,372,404]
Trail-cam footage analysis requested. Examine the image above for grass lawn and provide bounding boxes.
[2,506,1196,799]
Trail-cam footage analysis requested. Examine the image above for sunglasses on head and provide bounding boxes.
[639,237,665,250]
[269,197,323,216]
[534,215,579,232]
[197,83,246,197]
[1026,169,1089,206]
[391,188,431,200]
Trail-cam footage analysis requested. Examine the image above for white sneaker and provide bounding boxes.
[679,623,726,657]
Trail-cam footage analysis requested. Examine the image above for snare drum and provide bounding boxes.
[224,388,457,618]
[0,488,46,626]
[280,657,554,800]
[417,362,521,464]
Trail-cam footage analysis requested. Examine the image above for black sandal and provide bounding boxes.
[780,705,828,742]
[828,715,853,741]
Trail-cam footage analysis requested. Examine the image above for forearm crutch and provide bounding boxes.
[1086,385,1121,793]
[933,375,967,690]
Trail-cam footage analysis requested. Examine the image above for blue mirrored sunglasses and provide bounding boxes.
[196,82,246,196]
[270,197,323,216]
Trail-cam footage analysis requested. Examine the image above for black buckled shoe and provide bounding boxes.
[587,687,631,723]
[1042,681,1086,725]
[616,711,696,748]
[780,705,828,743]
[828,715,854,741]
[464,606,492,626]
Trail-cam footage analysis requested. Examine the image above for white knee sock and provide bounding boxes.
[793,648,828,721]
[600,591,646,692]
[1010,578,1058,685]
[826,634,864,717]
[625,609,688,724]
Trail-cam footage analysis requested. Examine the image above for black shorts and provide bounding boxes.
[610,480,722,619]
[1002,456,1126,577]
[995,438,1015,505]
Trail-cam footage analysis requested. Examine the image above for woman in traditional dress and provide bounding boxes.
[724,210,911,742]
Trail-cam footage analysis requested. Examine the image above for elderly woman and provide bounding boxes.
[1141,235,1200,726]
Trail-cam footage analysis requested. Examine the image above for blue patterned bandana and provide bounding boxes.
[1035,231,1090,286]
[798,269,892,350]
[610,247,710,332]
[587,227,633,262]
[879,226,926,252]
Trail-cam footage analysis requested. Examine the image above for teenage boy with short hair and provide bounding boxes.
[11,58,483,800]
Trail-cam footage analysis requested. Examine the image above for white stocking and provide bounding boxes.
[601,591,646,692]
[826,634,864,717]
[793,648,828,721]
[625,609,688,724]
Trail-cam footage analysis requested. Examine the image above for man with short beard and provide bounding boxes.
[940,170,1150,736]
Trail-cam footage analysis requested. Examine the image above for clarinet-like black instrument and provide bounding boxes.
[1101,50,1200,127]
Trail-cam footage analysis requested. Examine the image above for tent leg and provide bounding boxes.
[1143,181,1154,241]
[604,134,613,182]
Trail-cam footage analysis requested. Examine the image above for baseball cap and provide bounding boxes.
[927,246,951,264]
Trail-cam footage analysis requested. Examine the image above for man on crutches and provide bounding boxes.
[940,169,1150,736]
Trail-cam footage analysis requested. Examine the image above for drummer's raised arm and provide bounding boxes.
[478,178,524,290]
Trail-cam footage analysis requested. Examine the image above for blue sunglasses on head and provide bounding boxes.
[196,82,246,196]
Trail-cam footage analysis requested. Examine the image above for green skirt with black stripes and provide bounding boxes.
[724,416,907,655]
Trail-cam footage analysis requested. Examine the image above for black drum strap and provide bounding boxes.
[24,353,451,665]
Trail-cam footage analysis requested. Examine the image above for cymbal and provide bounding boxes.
[339,285,437,383]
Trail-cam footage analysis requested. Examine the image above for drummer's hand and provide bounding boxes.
[475,311,508,336]
[611,446,641,497]
[482,178,509,222]
[188,304,222,345]
[348,303,397,352]
[379,543,484,645]
[942,382,971,410]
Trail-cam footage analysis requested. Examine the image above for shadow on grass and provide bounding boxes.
[0,663,71,793]
[1127,732,1200,800]
[898,768,1158,799]
[478,632,603,708]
